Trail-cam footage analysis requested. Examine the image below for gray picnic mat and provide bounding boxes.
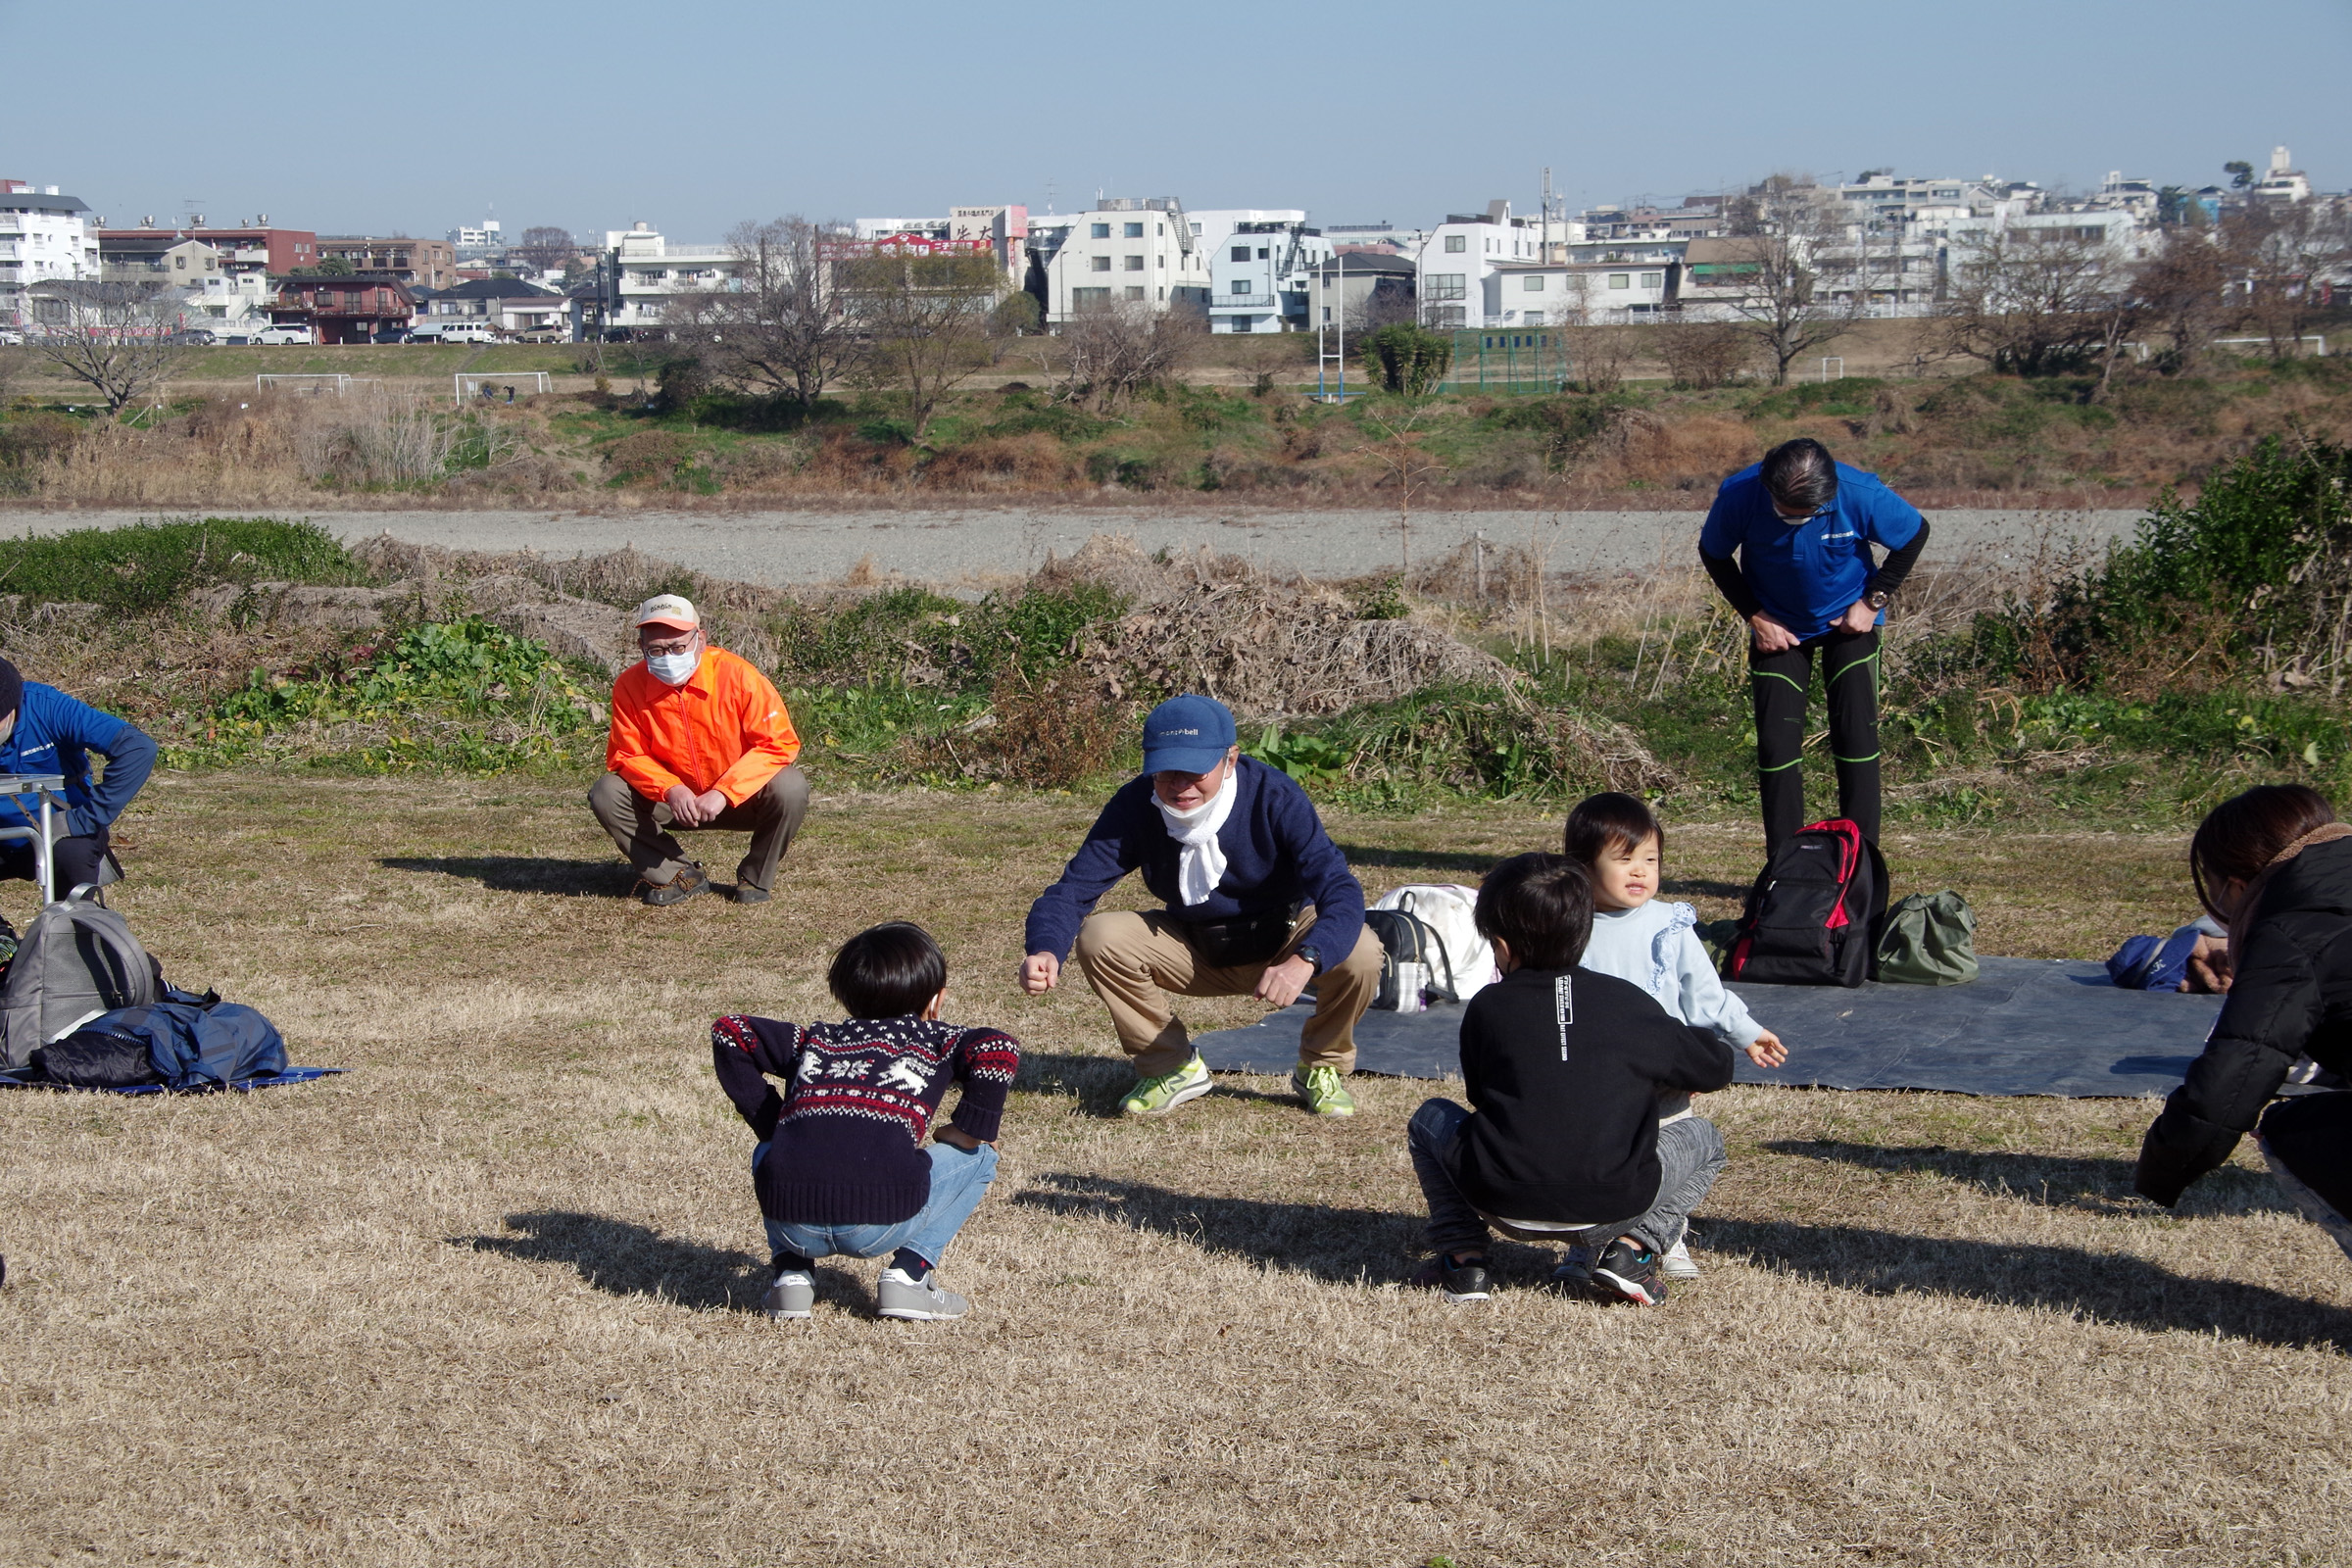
[1193,956,2227,1099]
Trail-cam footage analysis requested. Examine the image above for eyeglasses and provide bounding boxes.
[641,632,698,656]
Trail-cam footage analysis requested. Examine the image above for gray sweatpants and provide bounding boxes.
[588,766,810,893]
[1408,1096,1728,1258]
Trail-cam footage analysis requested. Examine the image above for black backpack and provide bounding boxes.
[1363,897,1460,1010]
[1724,818,1888,989]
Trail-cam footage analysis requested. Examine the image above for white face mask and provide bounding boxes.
[646,649,701,686]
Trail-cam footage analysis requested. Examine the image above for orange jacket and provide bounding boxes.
[607,646,801,806]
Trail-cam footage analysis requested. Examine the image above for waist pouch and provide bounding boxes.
[1179,905,1300,967]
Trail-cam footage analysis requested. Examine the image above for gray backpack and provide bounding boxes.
[1,892,165,1069]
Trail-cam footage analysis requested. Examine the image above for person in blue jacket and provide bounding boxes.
[1019,694,1384,1120]
[1698,438,1931,856]
[0,658,157,895]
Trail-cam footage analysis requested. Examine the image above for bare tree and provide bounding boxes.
[1652,319,1751,388]
[1357,405,1446,570]
[1555,273,1634,393]
[1056,301,1203,413]
[676,216,862,407]
[29,282,187,414]
[512,225,576,271]
[1929,227,2133,379]
[838,248,1004,439]
[1344,277,1419,333]
[2132,224,2231,371]
[1712,178,1864,384]
[2224,202,2352,359]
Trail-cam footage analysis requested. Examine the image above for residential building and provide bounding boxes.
[0,179,97,329]
[1185,208,1306,263]
[317,235,457,290]
[99,235,220,285]
[1033,198,1211,325]
[96,221,318,284]
[1412,202,1543,327]
[1488,258,1675,326]
[1209,220,1331,333]
[2253,145,2313,205]
[416,276,568,334]
[450,220,504,260]
[1302,251,1417,333]
[950,205,1030,286]
[269,272,415,343]
[600,222,740,331]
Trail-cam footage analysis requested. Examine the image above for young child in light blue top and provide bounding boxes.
[1562,793,1789,1280]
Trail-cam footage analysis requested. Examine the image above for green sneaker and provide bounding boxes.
[1292,1062,1356,1117]
[1120,1054,1213,1116]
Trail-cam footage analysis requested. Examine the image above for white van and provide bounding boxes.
[410,320,500,344]
[254,324,315,345]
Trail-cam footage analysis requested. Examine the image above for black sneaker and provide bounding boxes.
[1587,1239,1667,1305]
[639,865,710,906]
[1409,1252,1492,1303]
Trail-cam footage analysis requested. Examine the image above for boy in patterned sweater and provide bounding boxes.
[712,921,1020,1321]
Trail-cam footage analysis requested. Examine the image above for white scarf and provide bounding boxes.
[1155,768,1237,906]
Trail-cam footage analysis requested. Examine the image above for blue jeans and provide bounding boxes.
[753,1140,1000,1269]
[1407,1097,1726,1257]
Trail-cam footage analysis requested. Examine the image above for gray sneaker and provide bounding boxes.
[876,1266,969,1321]
[1661,1239,1700,1281]
[762,1269,814,1320]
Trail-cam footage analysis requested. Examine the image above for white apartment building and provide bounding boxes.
[449,220,503,260]
[2253,145,2312,205]
[0,179,97,329]
[1208,220,1332,333]
[1488,259,1672,326]
[1413,202,1544,327]
[1036,198,1211,325]
[603,222,740,330]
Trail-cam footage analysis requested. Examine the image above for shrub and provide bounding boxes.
[1357,324,1454,396]
[0,518,368,612]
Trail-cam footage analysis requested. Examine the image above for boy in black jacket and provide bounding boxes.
[712,921,1019,1322]
[1407,853,1735,1305]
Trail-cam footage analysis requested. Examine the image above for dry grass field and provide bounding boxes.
[2,771,2348,1566]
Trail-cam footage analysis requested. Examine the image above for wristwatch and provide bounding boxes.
[1865,588,1892,612]
[1295,946,1324,973]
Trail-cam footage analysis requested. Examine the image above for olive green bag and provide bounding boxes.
[1875,891,1979,986]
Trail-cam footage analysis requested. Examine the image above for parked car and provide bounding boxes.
[371,328,414,344]
[409,320,499,344]
[163,327,220,345]
[0,327,24,346]
[254,324,315,345]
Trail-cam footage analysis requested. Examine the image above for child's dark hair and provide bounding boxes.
[828,921,948,1018]
[1564,791,1664,868]
[1475,853,1593,970]
[2190,784,2336,925]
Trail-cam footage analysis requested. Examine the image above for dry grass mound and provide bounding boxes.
[1042,534,1514,718]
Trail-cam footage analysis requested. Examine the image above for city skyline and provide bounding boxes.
[4,0,2347,242]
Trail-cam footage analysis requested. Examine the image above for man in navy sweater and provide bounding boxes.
[0,658,156,895]
[1021,694,1383,1118]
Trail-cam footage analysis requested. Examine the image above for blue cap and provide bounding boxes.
[1141,694,1238,776]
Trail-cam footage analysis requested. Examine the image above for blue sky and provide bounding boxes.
[8,0,2347,240]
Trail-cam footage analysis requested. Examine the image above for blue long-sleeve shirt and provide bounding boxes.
[1024,757,1366,966]
[0,683,156,837]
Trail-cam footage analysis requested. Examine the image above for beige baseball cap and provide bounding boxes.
[632,593,699,630]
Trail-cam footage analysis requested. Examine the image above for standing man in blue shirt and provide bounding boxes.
[0,659,157,896]
[1019,694,1384,1119]
[1698,439,1930,856]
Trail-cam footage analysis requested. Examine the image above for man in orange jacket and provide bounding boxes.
[590,594,810,906]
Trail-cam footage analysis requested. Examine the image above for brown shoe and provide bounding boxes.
[639,865,710,906]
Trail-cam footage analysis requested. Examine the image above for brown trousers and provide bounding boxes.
[588,766,810,893]
[1072,907,1384,1077]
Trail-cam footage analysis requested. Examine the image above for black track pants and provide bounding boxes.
[1750,627,1880,857]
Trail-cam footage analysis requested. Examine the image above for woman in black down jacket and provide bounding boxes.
[2135,784,2352,1261]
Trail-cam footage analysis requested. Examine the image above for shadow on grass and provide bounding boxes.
[1708,1216,2350,1350]
[382,856,625,898]
[1762,1139,2302,1219]
[1012,1172,1418,1285]
[458,1210,770,1313]
[1015,1053,1309,1118]
[1662,876,1749,900]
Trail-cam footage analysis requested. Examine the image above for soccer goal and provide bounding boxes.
[257,373,355,396]
[455,371,553,405]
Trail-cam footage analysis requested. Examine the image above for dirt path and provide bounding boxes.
[0,504,2141,589]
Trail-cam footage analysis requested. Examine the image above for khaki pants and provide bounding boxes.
[1072,907,1384,1077]
[588,766,810,893]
